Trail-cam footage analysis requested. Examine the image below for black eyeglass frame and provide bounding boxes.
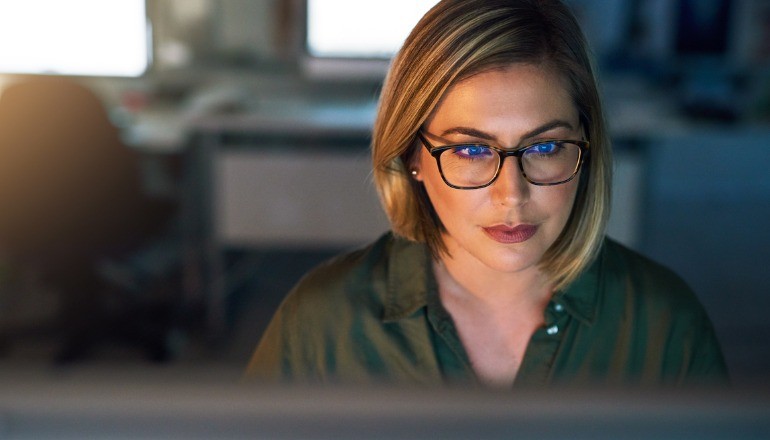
[417,131,589,190]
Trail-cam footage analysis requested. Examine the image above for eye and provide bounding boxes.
[524,141,561,156]
[452,144,494,159]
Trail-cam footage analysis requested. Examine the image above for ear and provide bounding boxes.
[406,134,425,181]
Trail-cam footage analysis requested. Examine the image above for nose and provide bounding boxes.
[490,157,530,206]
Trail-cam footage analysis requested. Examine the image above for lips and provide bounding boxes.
[482,224,538,244]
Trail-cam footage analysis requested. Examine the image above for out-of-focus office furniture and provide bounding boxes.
[181,101,390,338]
[0,77,179,363]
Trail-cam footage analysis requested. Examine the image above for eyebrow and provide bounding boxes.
[438,119,577,144]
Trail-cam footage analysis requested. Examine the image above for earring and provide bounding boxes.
[410,170,418,176]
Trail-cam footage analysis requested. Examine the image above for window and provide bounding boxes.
[0,0,150,77]
[306,0,437,59]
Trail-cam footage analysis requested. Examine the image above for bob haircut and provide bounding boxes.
[372,0,612,291]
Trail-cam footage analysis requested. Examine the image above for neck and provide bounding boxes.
[434,249,553,310]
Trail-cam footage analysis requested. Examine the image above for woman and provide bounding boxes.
[247,0,727,387]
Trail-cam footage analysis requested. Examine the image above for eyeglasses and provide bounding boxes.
[417,131,589,190]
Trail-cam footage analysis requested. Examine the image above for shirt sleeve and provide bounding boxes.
[682,315,730,386]
[244,298,291,381]
[244,291,319,383]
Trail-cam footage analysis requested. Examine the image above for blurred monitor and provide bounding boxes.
[0,0,150,77]
[672,0,740,119]
[301,0,438,80]
[0,381,767,439]
[642,0,747,70]
[674,0,732,59]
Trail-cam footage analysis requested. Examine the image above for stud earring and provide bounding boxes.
[411,170,418,176]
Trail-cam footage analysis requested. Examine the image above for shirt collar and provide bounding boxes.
[551,249,601,326]
[382,233,603,326]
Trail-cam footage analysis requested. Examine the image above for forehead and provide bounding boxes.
[425,63,578,134]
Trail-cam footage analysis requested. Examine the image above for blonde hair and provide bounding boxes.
[372,0,612,291]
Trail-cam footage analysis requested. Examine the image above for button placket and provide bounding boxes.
[544,301,566,336]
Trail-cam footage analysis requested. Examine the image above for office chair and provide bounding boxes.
[0,77,180,363]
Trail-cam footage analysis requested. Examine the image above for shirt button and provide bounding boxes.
[553,303,564,312]
[546,325,559,335]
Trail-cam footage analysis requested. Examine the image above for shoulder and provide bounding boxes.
[561,239,729,385]
[597,238,726,360]
[592,237,723,350]
[601,239,729,382]
[278,232,405,322]
[248,232,436,382]
[288,233,394,298]
[565,237,711,330]
[246,232,400,380]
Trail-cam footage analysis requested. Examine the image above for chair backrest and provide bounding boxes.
[0,77,141,259]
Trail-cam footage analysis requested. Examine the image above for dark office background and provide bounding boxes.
[0,0,768,391]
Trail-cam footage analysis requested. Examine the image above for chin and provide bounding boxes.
[444,231,545,273]
[475,246,544,274]
[491,259,541,275]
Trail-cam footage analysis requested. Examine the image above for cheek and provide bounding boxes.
[536,180,580,223]
[418,155,482,218]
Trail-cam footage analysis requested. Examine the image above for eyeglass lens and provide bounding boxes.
[439,141,581,187]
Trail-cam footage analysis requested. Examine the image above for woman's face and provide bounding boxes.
[414,63,582,276]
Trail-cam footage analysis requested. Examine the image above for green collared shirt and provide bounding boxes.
[246,233,728,388]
